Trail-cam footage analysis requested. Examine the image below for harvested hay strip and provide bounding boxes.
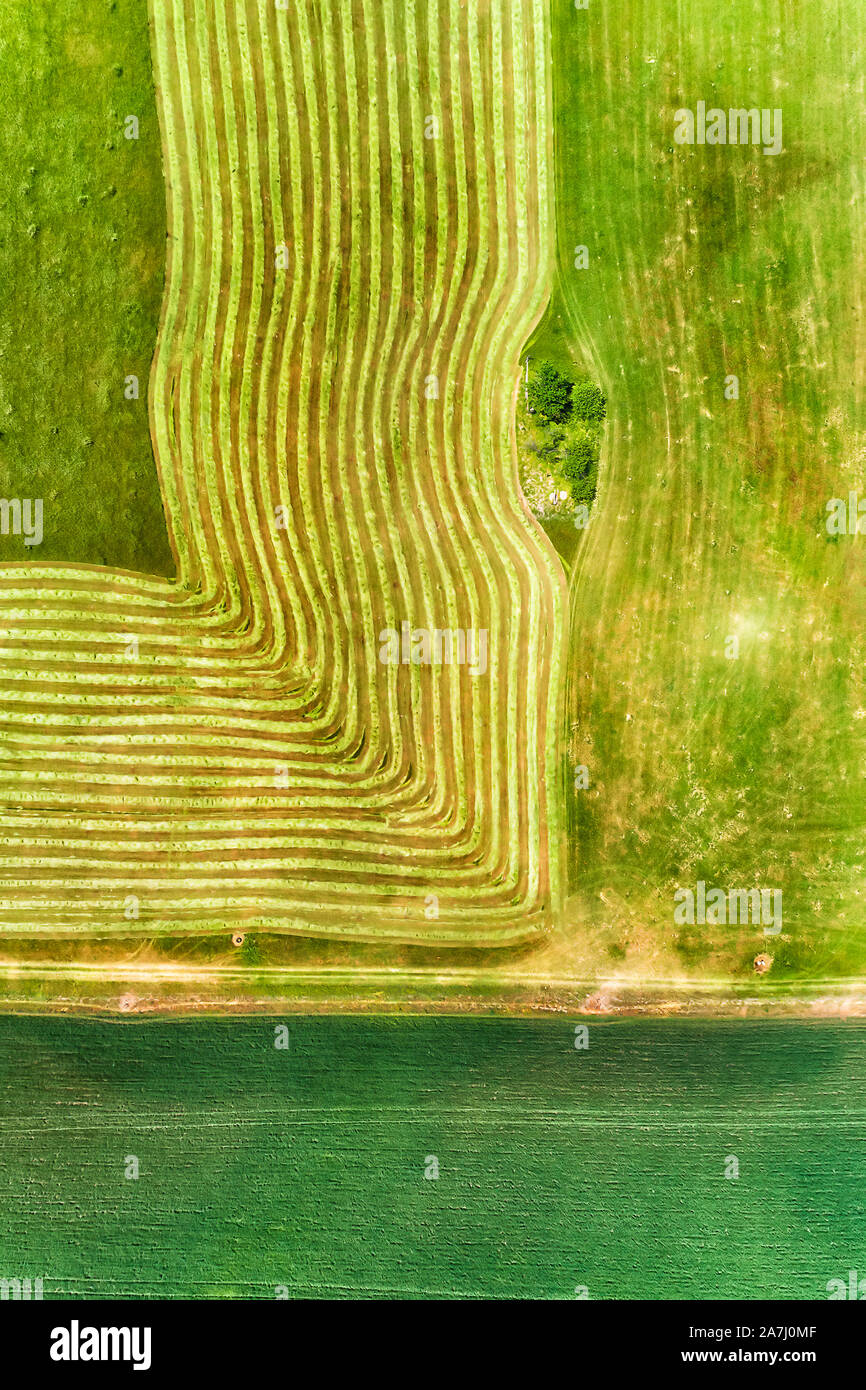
[0,0,563,944]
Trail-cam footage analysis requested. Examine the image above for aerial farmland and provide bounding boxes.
[0,0,863,1323]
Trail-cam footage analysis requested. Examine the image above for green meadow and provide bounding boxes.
[0,1015,863,1299]
[0,0,861,1001]
[530,0,866,983]
[0,0,171,573]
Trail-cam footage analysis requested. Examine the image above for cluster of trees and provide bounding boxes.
[526,360,605,509]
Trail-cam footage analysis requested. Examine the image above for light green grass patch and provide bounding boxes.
[0,0,172,573]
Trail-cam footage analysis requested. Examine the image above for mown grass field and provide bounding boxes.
[0,0,564,950]
[0,0,172,573]
[1,1015,863,1299]
[0,0,864,1007]
[0,6,862,1308]
[528,0,866,986]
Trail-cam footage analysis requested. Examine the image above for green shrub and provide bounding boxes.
[527,360,573,423]
[561,429,599,507]
[539,423,566,457]
[561,432,596,480]
[571,379,606,423]
[570,463,598,508]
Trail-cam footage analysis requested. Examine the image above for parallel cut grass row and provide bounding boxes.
[0,0,565,944]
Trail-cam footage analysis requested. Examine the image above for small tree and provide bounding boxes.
[571,380,606,423]
[561,432,595,481]
[561,430,599,508]
[527,360,573,423]
[569,464,598,508]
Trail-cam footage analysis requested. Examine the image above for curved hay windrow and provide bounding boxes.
[0,0,564,944]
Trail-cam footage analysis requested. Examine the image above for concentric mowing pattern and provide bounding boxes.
[0,0,564,945]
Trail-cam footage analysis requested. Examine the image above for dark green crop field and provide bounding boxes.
[0,1016,863,1299]
[0,0,171,573]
